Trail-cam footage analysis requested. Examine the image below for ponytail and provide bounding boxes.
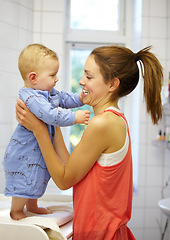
[136,46,163,124]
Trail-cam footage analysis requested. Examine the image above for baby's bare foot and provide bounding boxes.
[27,206,52,215]
[10,210,26,220]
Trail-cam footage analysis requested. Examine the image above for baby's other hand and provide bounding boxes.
[75,110,91,125]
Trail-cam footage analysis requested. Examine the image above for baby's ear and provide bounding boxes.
[28,72,37,85]
[109,77,120,92]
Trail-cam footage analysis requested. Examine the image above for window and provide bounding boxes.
[65,0,125,44]
[70,0,119,31]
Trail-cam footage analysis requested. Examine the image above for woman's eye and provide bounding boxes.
[86,75,91,80]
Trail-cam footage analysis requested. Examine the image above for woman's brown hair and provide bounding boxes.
[91,45,163,124]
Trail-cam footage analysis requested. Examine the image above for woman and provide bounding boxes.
[16,45,163,239]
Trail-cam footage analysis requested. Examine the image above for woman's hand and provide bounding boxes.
[16,98,45,133]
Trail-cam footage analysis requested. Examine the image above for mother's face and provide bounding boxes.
[79,55,111,108]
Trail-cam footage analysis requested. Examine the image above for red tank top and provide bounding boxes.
[73,109,136,240]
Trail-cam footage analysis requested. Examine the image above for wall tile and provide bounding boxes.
[41,33,63,54]
[145,186,162,207]
[0,22,18,49]
[141,37,150,49]
[0,124,14,147]
[33,33,42,43]
[164,150,170,167]
[0,170,5,193]
[146,165,163,187]
[19,0,33,9]
[139,101,150,123]
[18,5,33,31]
[167,38,170,57]
[144,208,161,228]
[18,29,33,50]
[138,145,147,166]
[149,18,166,38]
[139,122,148,144]
[130,229,143,240]
[0,1,19,26]
[146,145,164,166]
[0,47,18,74]
[138,165,147,186]
[42,0,64,12]
[0,72,19,97]
[149,0,167,17]
[129,208,144,228]
[0,147,6,168]
[142,0,149,17]
[0,98,16,124]
[33,12,42,32]
[133,187,145,207]
[42,12,63,33]
[168,0,170,18]
[142,17,149,37]
[148,38,167,60]
[143,228,161,240]
[33,0,42,11]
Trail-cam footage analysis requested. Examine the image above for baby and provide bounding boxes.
[3,43,90,220]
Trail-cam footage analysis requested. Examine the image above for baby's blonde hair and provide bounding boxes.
[18,43,58,80]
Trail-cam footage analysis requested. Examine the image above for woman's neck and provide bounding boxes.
[93,100,119,116]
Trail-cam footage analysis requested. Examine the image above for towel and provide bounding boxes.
[0,195,74,240]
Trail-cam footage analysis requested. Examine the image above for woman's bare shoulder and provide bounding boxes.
[86,114,109,133]
[89,111,125,129]
[84,112,125,144]
[84,111,126,153]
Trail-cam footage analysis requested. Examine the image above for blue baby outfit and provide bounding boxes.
[3,87,83,199]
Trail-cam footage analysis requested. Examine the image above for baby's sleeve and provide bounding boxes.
[20,89,75,126]
[58,91,84,109]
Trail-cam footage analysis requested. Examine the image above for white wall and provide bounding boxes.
[0,0,169,239]
[0,0,34,193]
[33,0,65,91]
[128,0,169,239]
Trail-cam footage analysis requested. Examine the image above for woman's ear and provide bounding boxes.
[28,72,37,85]
[109,77,120,92]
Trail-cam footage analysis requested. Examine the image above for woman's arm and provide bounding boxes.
[33,117,107,190]
[53,127,70,165]
[16,99,114,190]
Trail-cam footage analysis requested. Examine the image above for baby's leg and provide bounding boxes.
[26,198,52,214]
[10,197,27,220]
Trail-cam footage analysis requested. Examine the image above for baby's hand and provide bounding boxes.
[75,110,91,125]
[79,91,83,103]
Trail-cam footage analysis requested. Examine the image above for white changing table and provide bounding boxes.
[0,194,73,240]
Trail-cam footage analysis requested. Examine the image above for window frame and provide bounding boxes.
[64,0,126,45]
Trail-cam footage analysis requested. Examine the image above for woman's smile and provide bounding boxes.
[82,89,90,97]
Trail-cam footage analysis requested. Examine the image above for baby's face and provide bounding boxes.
[35,58,59,92]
